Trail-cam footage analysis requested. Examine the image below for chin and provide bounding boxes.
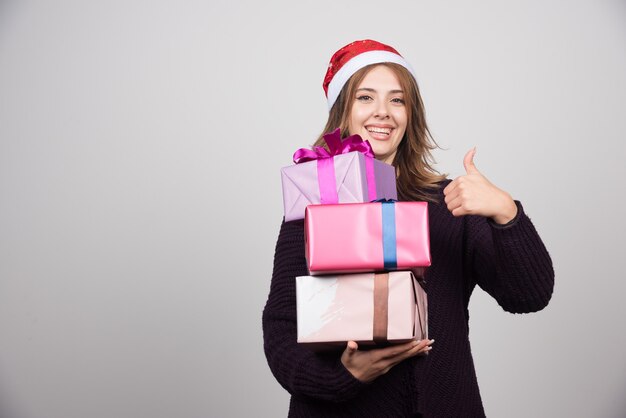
[371,145,389,157]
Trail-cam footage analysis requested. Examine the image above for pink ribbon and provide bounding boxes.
[293,128,378,204]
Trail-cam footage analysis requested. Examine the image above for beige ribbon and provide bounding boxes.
[373,272,389,344]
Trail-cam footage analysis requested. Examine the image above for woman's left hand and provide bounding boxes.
[443,148,518,225]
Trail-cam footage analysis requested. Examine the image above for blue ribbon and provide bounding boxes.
[380,200,397,269]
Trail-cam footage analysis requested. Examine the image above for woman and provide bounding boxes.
[263,39,554,417]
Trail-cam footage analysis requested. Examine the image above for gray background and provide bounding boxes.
[1,0,625,417]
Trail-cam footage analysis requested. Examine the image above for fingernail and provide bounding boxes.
[429,339,435,344]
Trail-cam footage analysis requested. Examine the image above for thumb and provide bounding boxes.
[463,147,479,174]
[345,340,358,355]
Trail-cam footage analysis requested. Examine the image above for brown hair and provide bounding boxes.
[313,63,446,202]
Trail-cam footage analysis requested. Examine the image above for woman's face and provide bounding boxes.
[347,65,408,164]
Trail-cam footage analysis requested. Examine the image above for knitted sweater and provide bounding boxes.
[262,183,554,417]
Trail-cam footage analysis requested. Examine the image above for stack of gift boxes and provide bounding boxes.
[281,129,430,351]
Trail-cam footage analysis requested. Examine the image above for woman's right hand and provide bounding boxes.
[341,339,434,383]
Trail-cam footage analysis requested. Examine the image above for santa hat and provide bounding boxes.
[323,39,417,111]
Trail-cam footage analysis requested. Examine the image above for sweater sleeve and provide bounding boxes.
[262,219,366,402]
[466,201,555,313]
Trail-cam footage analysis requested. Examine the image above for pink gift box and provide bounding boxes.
[305,201,431,275]
[296,271,428,350]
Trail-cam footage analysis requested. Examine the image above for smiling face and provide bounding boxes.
[347,65,408,164]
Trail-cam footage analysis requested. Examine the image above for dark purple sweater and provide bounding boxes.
[262,183,554,417]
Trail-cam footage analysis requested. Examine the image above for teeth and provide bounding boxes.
[367,127,391,134]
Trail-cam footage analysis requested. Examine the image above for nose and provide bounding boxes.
[374,100,390,119]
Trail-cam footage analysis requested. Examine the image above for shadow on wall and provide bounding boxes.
[0,0,19,40]
[0,0,17,19]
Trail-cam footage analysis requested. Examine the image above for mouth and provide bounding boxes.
[366,125,394,140]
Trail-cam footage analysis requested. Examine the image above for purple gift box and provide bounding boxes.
[281,129,397,222]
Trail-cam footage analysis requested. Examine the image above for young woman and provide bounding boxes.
[263,40,554,418]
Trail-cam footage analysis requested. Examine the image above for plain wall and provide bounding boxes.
[1,0,625,417]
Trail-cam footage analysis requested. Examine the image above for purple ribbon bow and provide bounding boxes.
[293,128,375,163]
[292,128,378,204]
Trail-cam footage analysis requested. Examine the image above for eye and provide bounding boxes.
[356,95,373,102]
[391,97,405,104]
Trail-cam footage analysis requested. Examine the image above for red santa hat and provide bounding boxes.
[323,39,417,111]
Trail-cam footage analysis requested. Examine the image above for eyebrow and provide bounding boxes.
[356,87,404,94]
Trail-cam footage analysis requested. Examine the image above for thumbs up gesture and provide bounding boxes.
[443,148,518,224]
